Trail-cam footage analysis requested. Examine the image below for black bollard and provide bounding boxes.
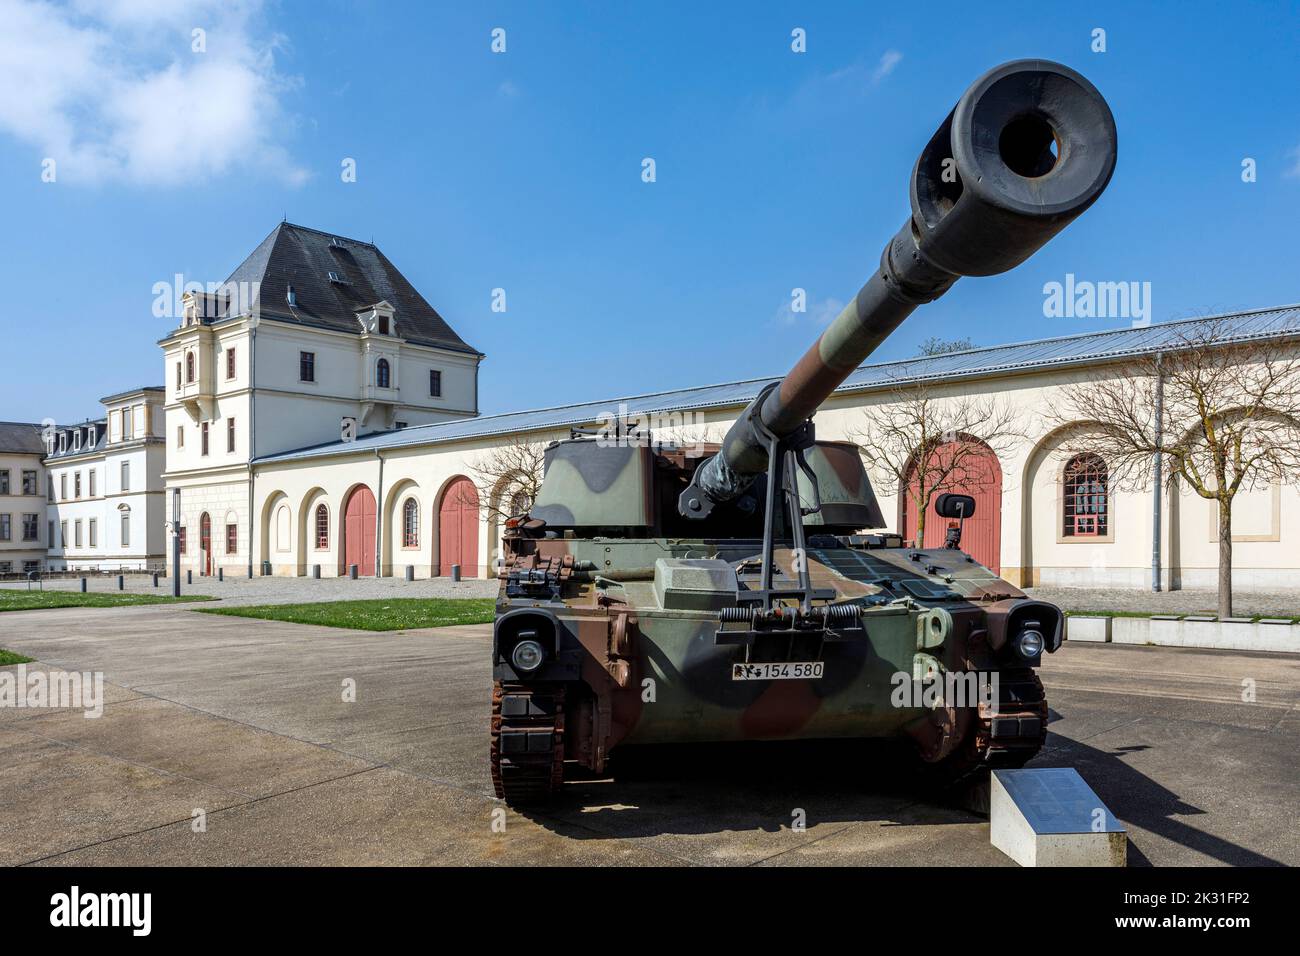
[312,564,320,579]
[349,564,358,580]
[117,574,124,591]
[152,573,159,588]
[451,564,461,583]
[80,577,87,593]
[187,569,192,585]
[405,565,414,582]
[218,567,224,582]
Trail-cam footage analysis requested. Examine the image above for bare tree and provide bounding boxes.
[1050,318,1300,617]
[848,382,1025,548]
[466,434,550,524]
[918,336,975,356]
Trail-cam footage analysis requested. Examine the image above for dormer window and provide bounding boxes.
[58,432,66,453]
[183,298,196,326]
[73,430,81,452]
[356,301,396,336]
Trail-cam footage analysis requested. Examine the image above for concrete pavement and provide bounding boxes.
[1,602,1296,866]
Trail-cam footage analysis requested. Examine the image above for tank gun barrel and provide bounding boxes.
[681,59,1117,517]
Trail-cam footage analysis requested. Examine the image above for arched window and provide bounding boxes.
[402,498,419,548]
[185,352,195,383]
[376,359,390,389]
[1063,453,1108,537]
[314,504,329,549]
[275,505,290,552]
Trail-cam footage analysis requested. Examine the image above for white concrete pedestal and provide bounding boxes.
[990,768,1126,867]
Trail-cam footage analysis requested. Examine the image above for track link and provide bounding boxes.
[921,668,1049,788]
[490,682,566,805]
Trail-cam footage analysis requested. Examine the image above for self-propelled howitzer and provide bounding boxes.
[489,59,1117,805]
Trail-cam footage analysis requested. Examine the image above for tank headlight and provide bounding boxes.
[1015,628,1045,659]
[511,639,545,672]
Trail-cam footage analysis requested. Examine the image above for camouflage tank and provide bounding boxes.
[489,59,1117,804]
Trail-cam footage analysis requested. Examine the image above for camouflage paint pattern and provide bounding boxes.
[496,530,1060,762]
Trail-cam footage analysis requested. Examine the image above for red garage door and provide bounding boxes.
[439,478,479,577]
[344,485,377,576]
[902,440,1002,573]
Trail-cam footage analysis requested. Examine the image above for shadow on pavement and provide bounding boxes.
[514,724,1284,866]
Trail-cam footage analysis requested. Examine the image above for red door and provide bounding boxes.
[199,512,212,576]
[439,478,479,576]
[344,486,377,576]
[902,441,1002,573]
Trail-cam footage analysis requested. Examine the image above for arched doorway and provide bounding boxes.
[344,485,377,575]
[901,439,1003,572]
[199,512,212,576]
[439,477,479,576]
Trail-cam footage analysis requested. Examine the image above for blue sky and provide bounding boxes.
[1,0,1298,426]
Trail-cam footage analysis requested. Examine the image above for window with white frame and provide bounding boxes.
[314,504,329,549]
[402,498,419,548]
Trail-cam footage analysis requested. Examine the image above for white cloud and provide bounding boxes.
[0,0,306,186]
[871,49,903,84]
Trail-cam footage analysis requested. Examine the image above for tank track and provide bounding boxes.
[922,668,1049,789]
[490,681,566,805]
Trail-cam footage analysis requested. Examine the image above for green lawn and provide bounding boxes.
[0,591,215,612]
[196,597,497,631]
[0,648,33,665]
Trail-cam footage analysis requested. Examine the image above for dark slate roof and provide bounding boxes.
[190,222,479,355]
[0,422,46,456]
[255,304,1300,465]
[45,420,108,461]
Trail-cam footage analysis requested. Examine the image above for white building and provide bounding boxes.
[0,422,47,576]
[159,222,483,577]
[44,387,167,572]
[244,306,1300,592]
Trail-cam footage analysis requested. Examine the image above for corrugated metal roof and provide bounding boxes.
[255,305,1300,465]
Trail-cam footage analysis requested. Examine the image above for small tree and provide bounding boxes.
[466,434,549,525]
[1050,318,1300,617]
[848,382,1024,547]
